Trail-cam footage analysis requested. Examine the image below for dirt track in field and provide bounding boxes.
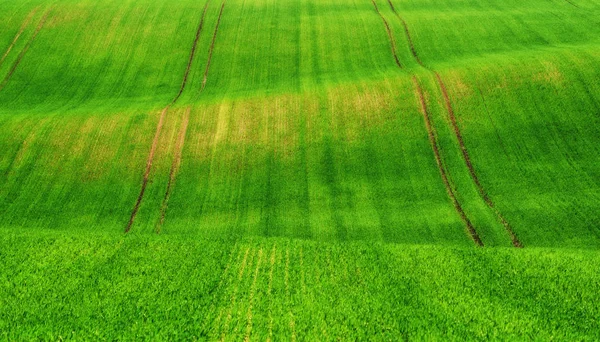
[172,1,211,105]
[156,108,191,233]
[0,8,50,92]
[435,73,522,247]
[385,0,425,68]
[0,7,39,68]
[125,107,168,232]
[126,2,217,232]
[370,0,402,68]
[201,1,226,92]
[413,76,483,246]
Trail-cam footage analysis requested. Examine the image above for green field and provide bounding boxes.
[1,0,600,339]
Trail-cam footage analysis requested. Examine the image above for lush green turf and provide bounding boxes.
[2,230,600,340]
[1,0,600,338]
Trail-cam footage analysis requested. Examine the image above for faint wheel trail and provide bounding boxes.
[435,73,523,248]
[413,76,483,246]
[385,0,427,69]
[370,0,402,68]
[220,248,254,341]
[266,246,276,342]
[285,248,297,342]
[200,1,226,93]
[0,7,39,69]
[155,108,191,233]
[199,245,244,336]
[126,1,211,233]
[244,248,264,341]
[0,8,51,93]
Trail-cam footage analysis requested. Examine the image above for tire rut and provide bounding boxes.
[435,73,522,247]
[0,8,51,93]
[126,2,212,233]
[385,0,425,68]
[413,76,483,246]
[0,7,39,69]
[370,0,402,68]
[387,0,520,247]
[200,1,226,93]
[155,108,191,233]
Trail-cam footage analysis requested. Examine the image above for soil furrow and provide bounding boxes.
[126,2,212,233]
[435,73,522,247]
[125,107,168,233]
[201,1,226,92]
[385,0,425,68]
[0,7,39,68]
[171,1,211,105]
[155,108,191,233]
[0,8,50,92]
[413,76,483,246]
[370,0,402,68]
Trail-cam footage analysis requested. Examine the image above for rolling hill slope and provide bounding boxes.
[1,0,600,338]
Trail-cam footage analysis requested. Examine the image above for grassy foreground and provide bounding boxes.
[2,230,600,340]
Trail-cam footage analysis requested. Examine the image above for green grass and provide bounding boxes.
[1,0,600,338]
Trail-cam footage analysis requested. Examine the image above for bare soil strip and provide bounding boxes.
[0,7,39,68]
[370,0,402,68]
[125,107,168,233]
[171,1,211,105]
[155,108,191,233]
[435,73,522,247]
[126,2,213,232]
[201,1,226,92]
[385,0,425,67]
[0,8,50,92]
[413,76,483,246]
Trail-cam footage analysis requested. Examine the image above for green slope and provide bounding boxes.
[1,0,600,337]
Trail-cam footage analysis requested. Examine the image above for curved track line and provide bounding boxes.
[200,1,226,92]
[0,9,50,92]
[435,73,522,247]
[126,3,211,232]
[125,107,168,233]
[0,7,39,68]
[385,0,425,68]
[370,0,402,68]
[155,108,191,233]
[171,1,211,105]
[413,77,483,246]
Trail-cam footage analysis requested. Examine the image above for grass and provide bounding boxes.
[1,0,600,338]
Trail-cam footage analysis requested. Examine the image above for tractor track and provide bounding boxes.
[171,1,211,105]
[0,7,39,68]
[413,77,483,246]
[385,0,425,68]
[435,73,522,247]
[385,0,520,247]
[370,0,402,68]
[126,2,212,232]
[155,108,191,233]
[200,1,226,92]
[0,8,50,93]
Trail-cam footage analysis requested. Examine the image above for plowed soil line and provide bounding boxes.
[200,1,226,92]
[156,108,191,233]
[0,8,50,92]
[126,3,212,232]
[125,107,168,233]
[172,1,211,104]
[413,77,483,246]
[370,0,402,69]
[435,73,522,247]
[0,7,39,68]
[385,0,425,67]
